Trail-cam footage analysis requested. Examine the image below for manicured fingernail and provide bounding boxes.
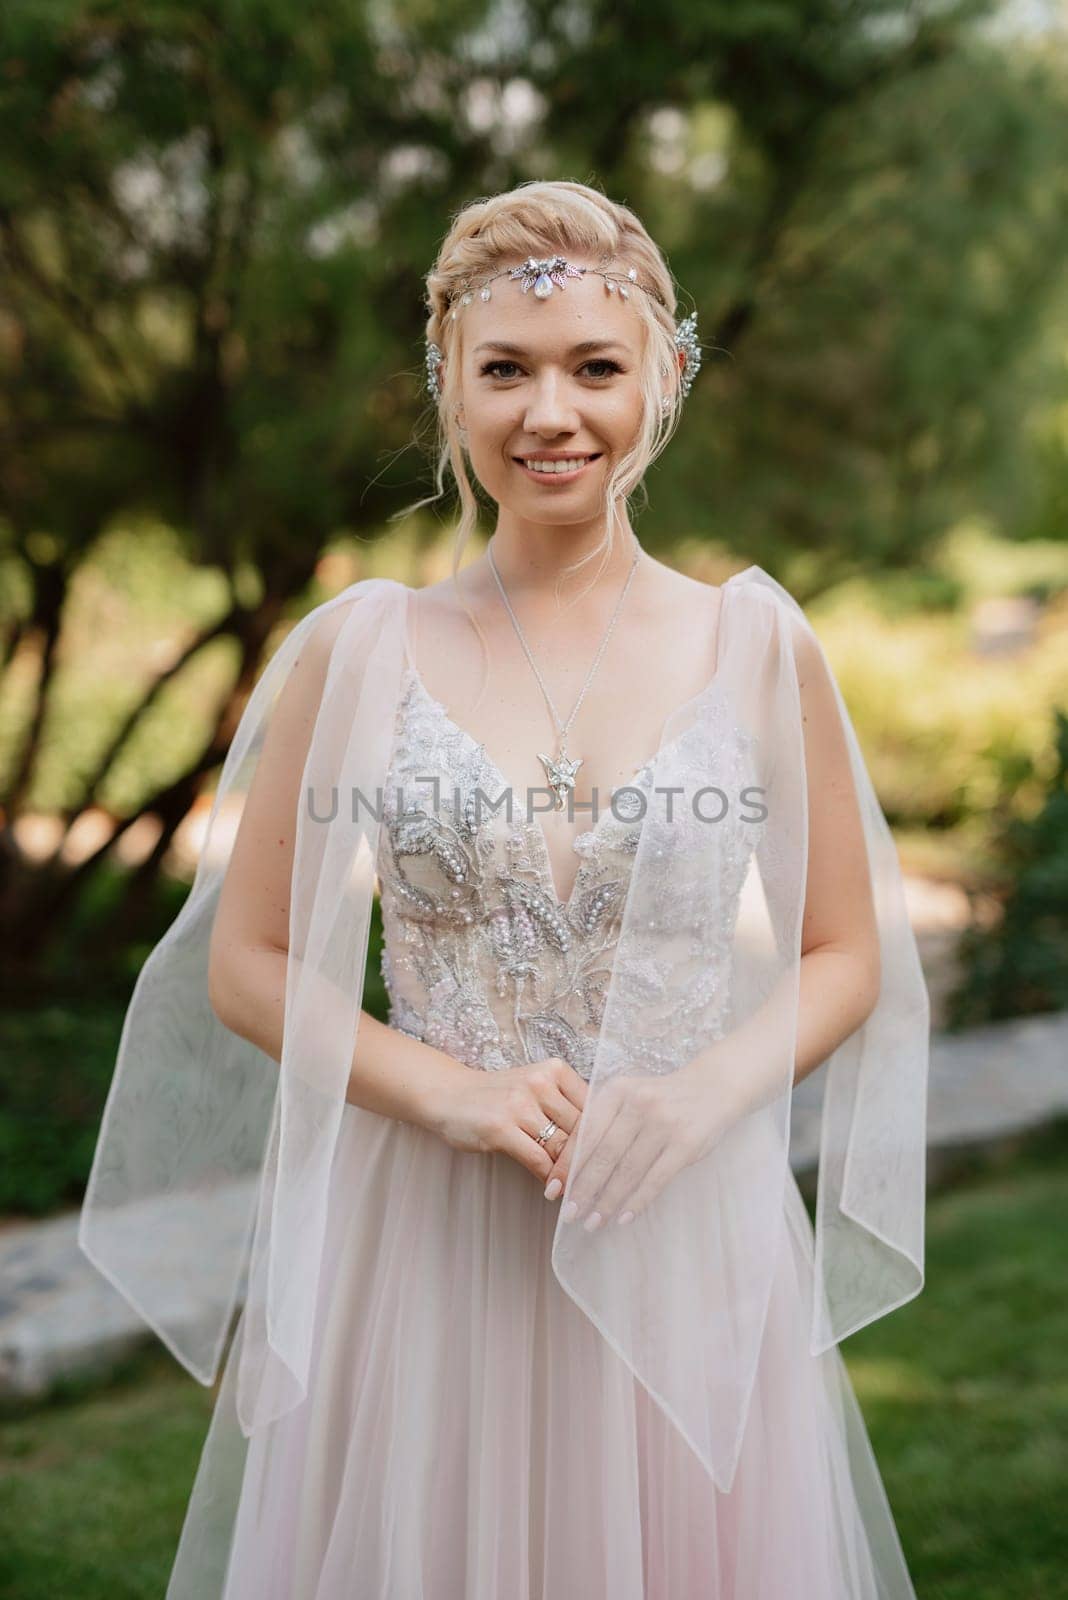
[561,1200,578,1222]
[583,1210,603,1232]
[618,1210,635,1225]
[544,1178,562,1200]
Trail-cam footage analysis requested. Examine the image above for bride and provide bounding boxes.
[80,178,929,1598]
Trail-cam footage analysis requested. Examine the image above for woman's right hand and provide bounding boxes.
[425,1056,587,1189]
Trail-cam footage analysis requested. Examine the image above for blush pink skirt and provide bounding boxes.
[167,1104,918,1599]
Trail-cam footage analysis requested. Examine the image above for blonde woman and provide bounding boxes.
[81,180,928,1598]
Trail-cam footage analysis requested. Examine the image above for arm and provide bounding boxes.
[543,612,888,1222]
[692,614,882,1119]
[207,604,471,1132]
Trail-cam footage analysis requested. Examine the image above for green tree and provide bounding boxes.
[947,706,1068,1024]
[1,0,1067,976]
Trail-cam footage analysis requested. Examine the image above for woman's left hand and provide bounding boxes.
[540,1059,737,1230]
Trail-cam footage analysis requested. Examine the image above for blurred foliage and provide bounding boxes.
[0,894,389,1218]
[0,1002,123,1215]
[3,0,1068,972]
[944,706,1068,1026]
[3,524,1065,1216]
[808,525,1068,839]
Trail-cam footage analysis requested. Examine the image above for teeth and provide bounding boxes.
[524,457,594,473]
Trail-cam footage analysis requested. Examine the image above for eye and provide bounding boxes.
[478,359,624,381]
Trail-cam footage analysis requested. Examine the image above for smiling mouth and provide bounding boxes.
[513,454,602,480]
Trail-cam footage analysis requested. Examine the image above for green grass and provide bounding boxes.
[1,1129,1066,1598]
[0,1345,216,1598]
[844,1125,1068,1600]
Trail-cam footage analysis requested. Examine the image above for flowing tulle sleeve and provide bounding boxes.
[79,561,927,1480]
[773,578,930,1354]
[550,565,929,1492]
[78,577,411,1439]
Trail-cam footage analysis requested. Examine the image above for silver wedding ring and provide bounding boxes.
[536,1120,558,1146]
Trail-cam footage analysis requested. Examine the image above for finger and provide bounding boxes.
[523,1097,576,1156]
[532,1128,569,1171]
[563,1092,626,1211]
[537,1068,613,1196]
[610,1139,690,1225]
[588,1126,668,1223]
[557,1065,588,1115]
[538,1088,581,1138]
[519,1111,573,1184]
[542,1124,578,1198]
[499,1123,556,1183]
[566,1095,643,1217]
[540,1055,588,1111]
[525,1062,584,1134]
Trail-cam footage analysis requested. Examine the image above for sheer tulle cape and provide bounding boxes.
[78,564,929,1494]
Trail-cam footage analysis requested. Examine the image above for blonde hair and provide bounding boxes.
[392,180,692,604]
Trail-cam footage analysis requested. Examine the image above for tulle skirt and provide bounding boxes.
[167,1102,918,1599]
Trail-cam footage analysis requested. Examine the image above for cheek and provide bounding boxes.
[610,388,645,424]
[463,435,512,489]
[467,406,517,449]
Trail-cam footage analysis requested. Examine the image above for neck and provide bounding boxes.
[486,522,641,598]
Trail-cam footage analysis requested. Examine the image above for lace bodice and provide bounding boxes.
[376,665,760,1080]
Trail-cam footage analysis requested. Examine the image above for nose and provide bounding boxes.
[523,372,580,436]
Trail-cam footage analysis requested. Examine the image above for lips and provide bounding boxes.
[514,454,602,481]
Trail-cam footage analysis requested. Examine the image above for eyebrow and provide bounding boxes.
[473,339,629,358]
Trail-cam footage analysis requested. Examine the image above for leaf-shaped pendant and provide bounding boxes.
[538,749,582,810]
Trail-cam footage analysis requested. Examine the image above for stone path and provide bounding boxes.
[3,878,1066,1402]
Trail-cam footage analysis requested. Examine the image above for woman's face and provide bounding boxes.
[455,272,657,534]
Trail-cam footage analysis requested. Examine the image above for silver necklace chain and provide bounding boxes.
[486,535,642,810]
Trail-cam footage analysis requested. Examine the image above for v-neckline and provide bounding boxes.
[399,569,738,910]
[403,663,669,909]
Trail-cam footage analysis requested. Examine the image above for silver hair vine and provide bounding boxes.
[423,254,702,409]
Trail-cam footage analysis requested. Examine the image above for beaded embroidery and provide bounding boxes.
[376,667,761,1080]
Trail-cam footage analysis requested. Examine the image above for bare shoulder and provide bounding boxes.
[405,570,507,686]
[410,569,479,611]
[637,554,724,627]
[302,577,381,646]
[406,568,488,649]
[293,577,407,687]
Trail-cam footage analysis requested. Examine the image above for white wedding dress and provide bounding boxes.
[167,653,919,1599]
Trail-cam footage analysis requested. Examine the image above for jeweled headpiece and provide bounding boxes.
[423,254,702,406]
